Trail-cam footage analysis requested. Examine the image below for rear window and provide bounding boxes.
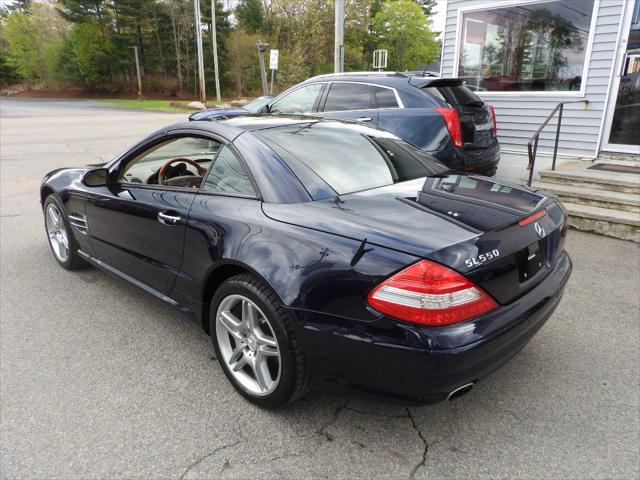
[254,122,447,195]
[374,87,399,108]
[424,84,481,106]
[323,83,372,111]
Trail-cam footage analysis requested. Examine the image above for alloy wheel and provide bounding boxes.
[215,294,281,396]
[45,204,70,262]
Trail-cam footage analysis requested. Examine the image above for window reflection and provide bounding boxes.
[458,0,594,92]
[427,175,543,213]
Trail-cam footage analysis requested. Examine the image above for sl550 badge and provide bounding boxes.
[465,249,500,268]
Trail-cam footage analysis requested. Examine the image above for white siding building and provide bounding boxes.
[438,0,639,240]
[439,0,639,180]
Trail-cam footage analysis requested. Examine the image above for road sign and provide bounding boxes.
[373,49,388,70]
[269,49,279,70]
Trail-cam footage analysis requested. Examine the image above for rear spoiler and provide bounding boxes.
[408,77,465,89]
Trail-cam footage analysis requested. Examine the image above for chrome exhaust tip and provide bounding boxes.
[447,382,475,401]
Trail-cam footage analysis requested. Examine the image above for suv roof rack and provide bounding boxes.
[308,71,409,80]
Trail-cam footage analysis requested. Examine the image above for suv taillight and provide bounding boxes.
[367,260,498,326]
[489,105,498,137]
[435,107,463,148]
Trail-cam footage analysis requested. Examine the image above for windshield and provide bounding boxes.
[254,121,448,195]
[244,96,272,113]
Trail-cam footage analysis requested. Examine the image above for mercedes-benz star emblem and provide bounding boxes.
[534,222,545,238]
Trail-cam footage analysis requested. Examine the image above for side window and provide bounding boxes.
[270,84,323,114]
[323,83,372,111]
[120,136,220,189]
[374,86,399,109]
[202,146,256,196]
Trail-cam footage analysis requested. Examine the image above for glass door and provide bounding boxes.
[602,0,640,153]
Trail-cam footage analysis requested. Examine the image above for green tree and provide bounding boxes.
[228,27,260,96]
[57,0,110,26]
[0,49,21,85]
[0,21,20,85]
[66,21,115,84]
[2,4,66,85]
[344,0,375,70]
[235,0,264,33]
[370,0,439,71]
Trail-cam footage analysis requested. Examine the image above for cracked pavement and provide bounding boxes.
[1,98,639,479]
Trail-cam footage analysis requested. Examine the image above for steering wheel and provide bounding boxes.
[158,157,206,185]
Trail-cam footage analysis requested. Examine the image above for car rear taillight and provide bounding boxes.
[488,105,498,137]
[519,209,546,227]
[367,260,498,327]
[435,107,463,148]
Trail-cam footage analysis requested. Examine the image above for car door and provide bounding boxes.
[316,82,378,125]
[85,134,221,294]
[174,145,262,305]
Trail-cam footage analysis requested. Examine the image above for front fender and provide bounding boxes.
[40,168,89,205]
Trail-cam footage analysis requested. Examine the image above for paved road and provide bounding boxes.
[1,98,639,479]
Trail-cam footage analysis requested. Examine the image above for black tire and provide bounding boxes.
[209,273,310,408]
[43,194,85,270]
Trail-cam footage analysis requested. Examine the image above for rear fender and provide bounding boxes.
[175,198,419,323]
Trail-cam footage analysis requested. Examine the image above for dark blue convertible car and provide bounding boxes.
[40,115,570,408]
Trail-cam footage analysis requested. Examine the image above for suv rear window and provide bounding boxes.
[254,122,447,195]
[374,87,399,108]
[323,83,372,111]
[424,84,481,106]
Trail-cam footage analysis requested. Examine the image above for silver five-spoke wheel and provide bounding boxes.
[45,204,70,262]
[215,294,281,396]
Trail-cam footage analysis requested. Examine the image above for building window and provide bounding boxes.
[457,0,595,93]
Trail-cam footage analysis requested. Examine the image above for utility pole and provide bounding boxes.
[211,0,221,102]
[130,46,143,100]
[334,0,344,73]
[194,0,206,104]
[256,40,269,96]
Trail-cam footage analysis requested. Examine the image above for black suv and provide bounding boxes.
[195,72,501,176]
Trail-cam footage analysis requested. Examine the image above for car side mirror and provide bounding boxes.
[259,104,271,113]
[82,168,109,187]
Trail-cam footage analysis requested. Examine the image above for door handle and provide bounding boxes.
[157,211,182,225]
[356,117,372,122]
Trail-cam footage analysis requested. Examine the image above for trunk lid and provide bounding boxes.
[419,79,495,149]
[263,174,568,305]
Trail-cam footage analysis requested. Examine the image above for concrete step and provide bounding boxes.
[596,151,640,164]
[539,168,640,194]
[593,158,640,169]
[534,182,640,213]
[562,202,640,242]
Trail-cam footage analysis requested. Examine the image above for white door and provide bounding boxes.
[602,0,640,154]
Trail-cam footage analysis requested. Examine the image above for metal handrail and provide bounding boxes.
[526,100,589,186]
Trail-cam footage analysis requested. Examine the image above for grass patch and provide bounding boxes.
[97,99,226,113]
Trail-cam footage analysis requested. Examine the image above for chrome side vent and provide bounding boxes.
[68,214,88,235]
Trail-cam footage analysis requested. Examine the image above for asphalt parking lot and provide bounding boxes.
[1,98,639,479]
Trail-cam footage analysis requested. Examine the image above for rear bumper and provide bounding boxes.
[433,139,501,175]
[288,251,572,404]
